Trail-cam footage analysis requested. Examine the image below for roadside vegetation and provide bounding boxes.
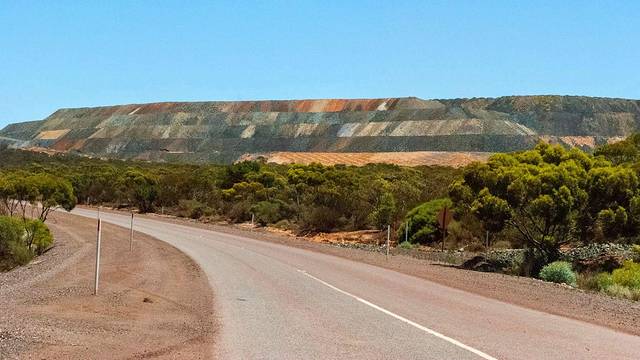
[0,171,76,270]
[2,135,640,300]
[0,148,460,234]
[447,138,640,299]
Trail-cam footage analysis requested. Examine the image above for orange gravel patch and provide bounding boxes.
[241,151,491,167]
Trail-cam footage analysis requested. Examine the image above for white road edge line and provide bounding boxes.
[297,269,498,360]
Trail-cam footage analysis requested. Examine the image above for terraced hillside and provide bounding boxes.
[2,96,639,165]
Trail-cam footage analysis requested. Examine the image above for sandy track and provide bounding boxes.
[0,211,216,359]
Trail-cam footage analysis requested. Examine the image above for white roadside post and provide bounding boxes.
[94,218,102,295]
[405,221,409,243]
[386,225,390,259]
[129,212,134,251]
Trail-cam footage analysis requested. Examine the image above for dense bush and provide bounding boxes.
[398,241,414,249]
[486,249,525,273]
[176,199,211,219]
[539,261,577,286]
[604,284,634,300]
[611,261,640,289]
[0,216,53,270]
[251,200,289,226]
[0,216,27,270]
[595,272,614,290]
[24,219,54,255]
[398,198,452,244]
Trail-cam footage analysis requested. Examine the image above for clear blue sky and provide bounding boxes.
[1,1,639,127]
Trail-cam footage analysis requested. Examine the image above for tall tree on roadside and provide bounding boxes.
[449,143,598,272]
[31,173,77,222]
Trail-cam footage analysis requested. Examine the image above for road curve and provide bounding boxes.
[71,208,640,359]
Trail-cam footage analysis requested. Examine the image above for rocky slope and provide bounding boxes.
[2,96,639,165]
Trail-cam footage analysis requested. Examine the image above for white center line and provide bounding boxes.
[298,269,498,360]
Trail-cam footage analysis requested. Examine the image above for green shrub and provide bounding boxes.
[0,216,32,270]
[176,199,211,219]
[399,198,452,244]
[9,241,33,266]
[595,272,614,290]
[24,219,54,255]
[0,216,22,257]
[251,200,289,226]
[577,272,619,291]
[273,219,296,231]
[300,205,345,232]
[632,245,640,262]
[611,261,640,289]
[605,284,633,299]
[539,261,577,286]
[398,241,414,250]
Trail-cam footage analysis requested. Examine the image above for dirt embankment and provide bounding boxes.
[0,212,217,359]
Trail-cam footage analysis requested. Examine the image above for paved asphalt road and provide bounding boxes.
[71,208,640,359]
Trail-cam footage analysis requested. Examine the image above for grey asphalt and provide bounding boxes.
[71,208,640,359]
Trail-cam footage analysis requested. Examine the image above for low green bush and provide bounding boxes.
[0,216,32,270]
[176,199,212,219]
[632,245,640,262]
[0,216,55,271]
[604,284,633,299]
[398,198,452,244]
[539,261,577,286]
[595,272,614,290]
[611,261,640,289]
[486,249,525,273]
[398,241,414,250]
[577,272,620,291]
[25,219,54,255]
[273,219,296,231]
[251,200,290,226]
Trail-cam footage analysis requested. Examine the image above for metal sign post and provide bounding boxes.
[437,207,453,252]
[94,218,102,295]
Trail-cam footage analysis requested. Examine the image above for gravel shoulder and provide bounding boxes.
[93,206,640,337]
[0,211,217,359]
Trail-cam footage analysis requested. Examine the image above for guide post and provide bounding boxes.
[94,218,102,295]
[129,213,134,252]
[386,225,390,259]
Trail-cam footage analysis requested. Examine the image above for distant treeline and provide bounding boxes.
[0,149,460,234]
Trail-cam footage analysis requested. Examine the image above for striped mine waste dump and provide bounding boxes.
[1,96,639,166]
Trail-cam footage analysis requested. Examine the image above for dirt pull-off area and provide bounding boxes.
[0,212,216,359]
